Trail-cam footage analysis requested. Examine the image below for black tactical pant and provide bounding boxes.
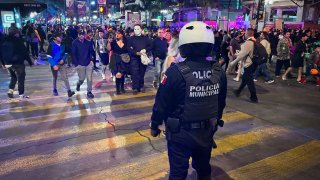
[167,128,213,180]
[8,64,26,95]
[237,64,258,101]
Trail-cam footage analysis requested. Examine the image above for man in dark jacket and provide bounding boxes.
[1,29,33,99]
[152,28,168,88]
[72,30,95,98]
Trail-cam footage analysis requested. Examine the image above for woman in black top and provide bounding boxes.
[107,30,129,94]
[282,33,308,82]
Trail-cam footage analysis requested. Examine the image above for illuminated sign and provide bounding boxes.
[1,11,15,28]
[4,14,15,23]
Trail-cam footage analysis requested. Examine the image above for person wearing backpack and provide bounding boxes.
[1,29,33,99]
[231,28,260,103]
[253,31,274,84]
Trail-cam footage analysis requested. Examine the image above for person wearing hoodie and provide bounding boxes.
[47,33,75,97]
[1,29,33,99]
[72,30,96,99]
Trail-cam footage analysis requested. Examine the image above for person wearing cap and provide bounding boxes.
[150,21,227,180]
[47,33,75,97]
[72,30,96,99]
[1,29,33,99]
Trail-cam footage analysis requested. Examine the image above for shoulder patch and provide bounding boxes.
[161,74,167,85]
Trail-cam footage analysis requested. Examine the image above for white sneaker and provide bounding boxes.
[265,80,274,84]
[233,77,240,82]
[253,79,258,82]
[19,94,30,99]
[102,74,106,80]
[282,76,287,80]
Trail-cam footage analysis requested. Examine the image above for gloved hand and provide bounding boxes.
[150,128,161,137]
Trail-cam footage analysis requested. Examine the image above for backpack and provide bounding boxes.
[249,39,268,65]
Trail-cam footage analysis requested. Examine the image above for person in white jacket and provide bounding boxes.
[253,31,274,84]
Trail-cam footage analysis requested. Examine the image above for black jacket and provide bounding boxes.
[152,37,168,60]
[0,35,32,66]
[71,38,95,66]
[127,35,152,58]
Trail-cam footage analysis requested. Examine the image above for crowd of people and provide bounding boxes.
[0,21,319,101]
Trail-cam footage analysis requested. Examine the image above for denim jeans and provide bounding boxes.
[154,59,164,84]
[254,63,273,81]
[50,65,71,91]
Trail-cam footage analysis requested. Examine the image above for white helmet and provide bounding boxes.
[179,21,215,47]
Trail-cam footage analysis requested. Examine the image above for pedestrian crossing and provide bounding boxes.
[0,65,319,179]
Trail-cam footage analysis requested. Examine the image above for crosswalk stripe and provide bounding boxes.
[0,109,252,150]
[219,140,320,180]
[5,91,156,113]
[77,126,290,179]
[0,110,250,132]
[222,111,253,123]
[0,112,256,176]
[0,100,155,147]
[0,129,152,176]
[0,85,155,105]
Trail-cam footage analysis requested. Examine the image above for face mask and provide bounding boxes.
[134,26,142,36]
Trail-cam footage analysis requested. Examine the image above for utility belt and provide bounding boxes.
[181,120,211,130]
[166,117,219,133]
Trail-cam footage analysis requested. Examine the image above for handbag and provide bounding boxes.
[120,53,130,63]
[141,53,151,65]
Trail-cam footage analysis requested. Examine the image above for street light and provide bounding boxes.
[93,15,98,19]
[30,12,37,18]
[108,13,112,18]
[91,1,95,5]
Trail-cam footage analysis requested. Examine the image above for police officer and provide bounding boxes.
[150,21,227,180]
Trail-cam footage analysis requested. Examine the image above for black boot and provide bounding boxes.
[67,90,75,97]
[116,78,121,95]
